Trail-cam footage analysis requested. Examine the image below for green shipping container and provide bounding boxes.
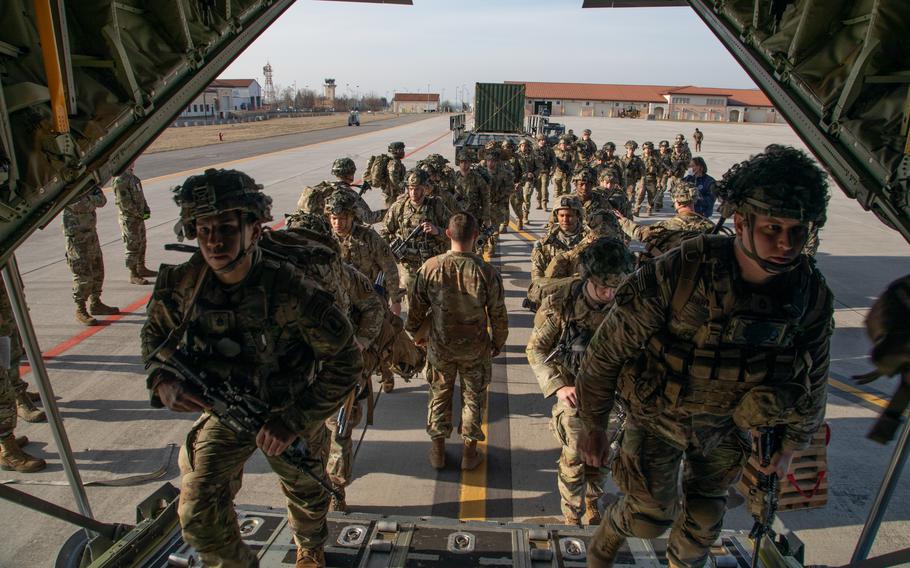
[473,83,525,133]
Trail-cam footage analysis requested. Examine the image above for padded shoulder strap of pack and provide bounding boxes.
[670,235,706,317]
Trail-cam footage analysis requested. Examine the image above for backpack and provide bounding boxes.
[365,154,392,186]
[525,276,579,312]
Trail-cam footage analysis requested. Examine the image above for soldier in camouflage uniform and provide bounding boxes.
[576,129,596,165]
[619,140,645,204]
[666,140,691,200]
[616,181,715,257]
[526,238,633,526]
[655,140,673,212]
[514,139,540,228]
[552,137,575,198]
[63,185,120,326]
[112,163,157,285]
[406,213,508,470]
[597,170,633,220]
[577,147,834,568]
[382,169,451,294]
[0,284,46,473]
[142,168,362,568]
[375,141,407,206]
[297,158,384,225]
[693,128,703,152]
[634,142,666,217]
[530,196,588,282]
[536,134,556,210]
[674,133,693,162]
[418,156,460,214]
[500,140,522,227]
[565,129,578,145]
[454,151,492,230]
[571,167,623,241]
[480,149,515,238]
[600,142,624,183]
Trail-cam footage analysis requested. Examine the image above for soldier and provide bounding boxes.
[453,151,492,230]
[634,142,666,217]
[667,140,691,196]
[683,157,717,218]
[382,169,450,293]
[655,140,673,212]
[63,185,120,326]
[565,129,578,145]
[406,213,508,470]
[480,148,515,237]
[373,141,407,206]
[526,238,633,526]
[297,158,384,225]
[535,133,556,210]
[417,158,459,214]
[693,128,703,151]
[531,196,588,281]
[0,284,45,424]
[142,168,362,568]
[597,170,632,220]
[572,167,623,240]
[514,139,540,228]
[112,164,157,284]
[553,137,575,198]
[615,181,715,257]
[674,133,693,162]
[619,140,644,203]
[577,147,833,568]
[578,129,597,159]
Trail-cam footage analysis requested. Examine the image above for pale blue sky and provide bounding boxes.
[221,0,757,102]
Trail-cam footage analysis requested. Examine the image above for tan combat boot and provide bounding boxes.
[461,440,483,471]
[24,391,41,403]
[0,435,46,473]
[429,437,446,470]
[89,296,120,316]
[583,497,602,525]
[564,512,582,527]
[16,391,46,423]
[128,269,150,285]
[328,486,347,513]
[74,303,98,326]
[588,529,626,568]
[295,546,325,568]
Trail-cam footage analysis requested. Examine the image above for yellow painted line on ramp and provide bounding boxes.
[508,220,539,244]
[828,377,888,409]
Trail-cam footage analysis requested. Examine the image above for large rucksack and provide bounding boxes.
[365,154,392,186]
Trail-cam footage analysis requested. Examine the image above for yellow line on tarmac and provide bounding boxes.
[509,220,539,244]
[828,377,888,409]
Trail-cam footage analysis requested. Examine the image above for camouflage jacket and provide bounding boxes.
[531,227,588,281]
[454,167,492,227]
[619,210,714,244]
[641,155,665,182]
[382,195,451,267]
[579,192,623,240]
[516,150,540,183]
[620,155,645,186]
[577,138,597,159]
[553,148,575,178]
[536,146,556,172]
[297,181,383,225]
[405,251,508,363]
[112,172,149,219]
[527,278,612,396]
[335,224,402,302]
[576,235,834,452]
[62,187,106,236]
[428,185,459,215]
[669,151,689,177]
[342,263,386,350]
[141,249,362,433]
[482,162,516,204]
[658,151,673,177]
[389,156,407,190]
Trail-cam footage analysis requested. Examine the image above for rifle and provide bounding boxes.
[336,379,367,439]
[149,330,342,501]
[354,180,372,197]
[475,225,496,251]
[390,225,424,261]
[555,157,572,176]
[748,425,784,568]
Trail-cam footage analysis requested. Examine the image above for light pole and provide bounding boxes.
[426,83,430,112]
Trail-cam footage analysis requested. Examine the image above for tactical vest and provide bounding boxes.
[555,280,607,382]
[622,236,818,417]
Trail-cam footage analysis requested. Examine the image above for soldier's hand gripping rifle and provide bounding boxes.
[390,225,424,262]
[748,426,783,568]
[149,332,343,501]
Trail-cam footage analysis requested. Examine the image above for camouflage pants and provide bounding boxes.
[553,174,571,197]
[491,199,510,232]
[634,179,658,213]
[624,182,640,203]
[509,188,524,222]
[589,426,749,568]
[118,215,147,270]
[65,231,104,303]
[537,173,550,207]
[426,356,491,441]
[655,174,670,210]
[550,399,603,520]
[323,395,363,489]
[0,368,16,433]
[178,415,330,568]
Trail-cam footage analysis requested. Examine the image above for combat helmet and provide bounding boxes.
[388,141,405,153]
[579,237,634,287]
[670,180,698,206]
[288,211,332,236]
[405,168,430,187]
[501,139,517,151]
[332,157,357,178]
[602,141,616,151]
[582,129,592,136]
[518,138,533,149]
[551,195,585,224]
[642,141,655,151]
[324,191,359,216]
[715,145,829,273]
[594,149,608,161]
[572,166,596,185]
[658,140,670,149]
[675,133,686,142]
[456,150,472,163]
[536,133,547,142]
[624,140,638,150]
[173,168,272,240]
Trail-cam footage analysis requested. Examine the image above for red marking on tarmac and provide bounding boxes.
[18,130,446,376]
[404,131,450,158]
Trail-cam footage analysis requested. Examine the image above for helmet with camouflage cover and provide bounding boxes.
[659,140,670,148]
[388,141,405,153]
[536,133,547,141]
[594,149,607,161]
[579,237,634,287]
[518,138,532,149]
[572,166,596,184]
[483,147,501,161]
[501,139,516,151]
[405,168,430,187]
[583,129,592,136]
[642,141,654,151]
[331,157,357,178]
[602,141,616,151]
[173,168,272,240]
[456,150,472,163]
[624,140,638,150]
[598,168,620,184]
[427,153,449,166]
[324,191,359,216]
[287,211,331,236]
[558,135,572,145]
[716,145,829,273]
[670,180,698,206]
[551,195,585,220]
[675,133,685,142]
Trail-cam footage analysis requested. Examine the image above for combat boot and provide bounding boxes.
[89,296,120,316]
[0,435,46,473]
[588,528,626,568]
[74,303,98,326]
[16,391,46,423]
[129,269,150,285]
[381,378,394,393]
[24,391,41,403]
[137,265,157,278]
[536,202,543,210]
[563,512,582,527]
[499,223,508,234]
[583,497,602,525]
[516,217,523,230]
[329,486,347,513]
[461,440,483,471]
[429,437,446,469]
[295,546,325,568]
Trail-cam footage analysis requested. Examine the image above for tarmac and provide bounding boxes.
[2,114,908,567]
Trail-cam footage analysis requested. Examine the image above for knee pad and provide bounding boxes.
[686,495,727,530]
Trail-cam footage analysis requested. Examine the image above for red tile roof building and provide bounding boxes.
[393,92,440,113]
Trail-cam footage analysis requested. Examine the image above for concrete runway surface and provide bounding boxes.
[2,114,908,567]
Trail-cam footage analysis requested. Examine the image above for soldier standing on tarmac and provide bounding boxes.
[571,167,623,240]
[142,168,362,568]
[480,148,515,238]
[526,237,633,527]
[576,129,596,164]
[380,141,407,206]
[655,140,673,212]
[453,151,492,230]
[536,133,556,210]
[577,147,834,568]
[597,170,633,220]
[297,158,384,225]
[530,196,588,282]
[619,141,644,205]
[601,142,624,183]
[634,142,666,217]
[553,137,575,198]
[514,139,540,229]
[615,181,715,256]
[113,163,157,285]
[406,213,508,471]
[63,185,120,326]
[693,128,704,152]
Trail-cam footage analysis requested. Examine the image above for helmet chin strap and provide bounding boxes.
[212,214,254,275]
[737,213,799,275]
